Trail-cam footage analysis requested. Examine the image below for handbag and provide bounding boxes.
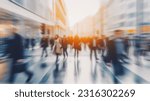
[54,42,63,55]
[14,60,28,73]
[102,50,110,63]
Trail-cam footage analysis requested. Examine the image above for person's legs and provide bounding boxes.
[41,48,44,57]
[113,76,119,84]
[8,61,16,83]
[66,49,68,57]
[51,44,53,50]
[74,49,76,58]
[112,62,120,84]
[90,49,93,60]
[94,48,98,60]
[63,49,65,58]
[45,47,48,57]
[101,49,105,57]
[25,70,33,83]
[56,54,59,62]
[8,68,16,83]
[77,50,79,58]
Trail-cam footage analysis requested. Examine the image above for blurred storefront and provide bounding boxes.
[0,0,55,38]
[0,0,56,51]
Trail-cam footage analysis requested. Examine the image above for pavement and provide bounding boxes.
[0,46,149,84]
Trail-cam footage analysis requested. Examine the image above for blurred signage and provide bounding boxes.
[128,29,136,34]
[141,26,150,33]
[127,26,150,34]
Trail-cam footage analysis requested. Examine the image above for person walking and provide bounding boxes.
[40,34,49,57]
[50,36,55,51]
[73,35,81,59]
[106,29,126,84]
[7,26,33,83]
[53,35,62,63]
[89,36,98,60]
[62,35,68,59]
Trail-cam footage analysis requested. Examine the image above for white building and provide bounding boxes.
[53,0,69,36]
[104,0,150,36]
[71,16,95,37]
[0,0,54,38]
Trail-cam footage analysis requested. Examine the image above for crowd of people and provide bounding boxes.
[40,29,149,83]
[0,24,149,84]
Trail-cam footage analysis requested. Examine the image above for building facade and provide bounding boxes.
[71,16,95,37]
[0,0,55,39]
[103,0,150,36]
[54,0,69,36]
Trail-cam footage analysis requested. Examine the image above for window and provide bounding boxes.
[9,0,50,20]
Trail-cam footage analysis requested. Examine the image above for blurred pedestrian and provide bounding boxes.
[53,35,62,63]
[62,35,68,59]
[40,34,49,57]
[68,35,74,50]
[24,38,30,49]
[73,35,81,59]
[106,30,126,83]
[50,36,55,51]
[7,26,33,83]
[89,36,98,60]
[31,38,35,51]
[100,35,107,57]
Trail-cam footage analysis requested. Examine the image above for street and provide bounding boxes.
[11,46,150,84]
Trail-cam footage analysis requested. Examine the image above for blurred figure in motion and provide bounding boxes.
[124,36,130,56]
[97,35,106,57]
[106,30,126,84]
[50,36,55,51]
[89,36,98,60]
[68,35,74,50]
[62,35,68,59]
[74,59,80,82]
[134,36,142,65]
[31,37,35,51]
[24,38,30,49]
[7,26,33,83]
[53,35,62,63]
[73,35,81,59]
[40,34,49,57]
[81,37,87,51]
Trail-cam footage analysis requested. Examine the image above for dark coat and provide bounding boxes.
[74,36,81,50]
[7,33,24,61]
[106,38,125,76]
[107,39,118,62]
[40,37,49,48]
[62,37,68,50]
[94,38,105,50]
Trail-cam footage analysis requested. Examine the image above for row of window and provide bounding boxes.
[9,0,53,20]
[128,1,150,9]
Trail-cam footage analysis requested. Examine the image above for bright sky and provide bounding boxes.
[64,0,101,27]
